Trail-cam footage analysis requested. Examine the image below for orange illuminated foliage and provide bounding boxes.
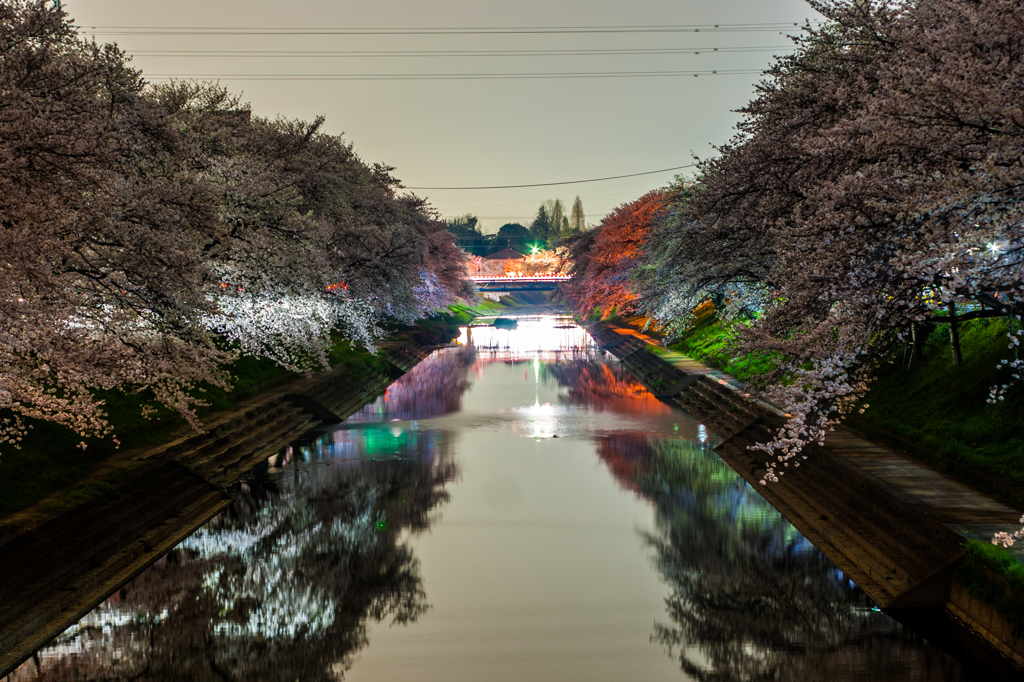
[562,190,666,317]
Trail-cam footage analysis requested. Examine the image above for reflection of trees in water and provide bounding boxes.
[596,435,964,681]
[351,346,477,422]
[19,454,458,682]
[355,346,654,425]
[545,359,672,414]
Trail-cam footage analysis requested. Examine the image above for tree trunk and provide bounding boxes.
[909,324,923,367]
[948,302,962,366]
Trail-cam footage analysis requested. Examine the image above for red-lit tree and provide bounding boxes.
[561,190,667,317]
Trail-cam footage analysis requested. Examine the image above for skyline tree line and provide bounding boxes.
[447,196,587,256]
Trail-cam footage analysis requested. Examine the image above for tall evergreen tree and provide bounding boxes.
[570,195,586,233]
[550,199,567,242]
[530,204,552,247]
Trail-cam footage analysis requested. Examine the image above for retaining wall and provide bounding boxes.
[0,341,433,677]
[587,321,1024,669]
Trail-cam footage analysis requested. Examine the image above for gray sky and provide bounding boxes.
[69,0,815,233]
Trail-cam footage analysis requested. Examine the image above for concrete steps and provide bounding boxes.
[587,321,966,610]
[0,340,434,677]
[715,433,961,606]
[0,462,231,674]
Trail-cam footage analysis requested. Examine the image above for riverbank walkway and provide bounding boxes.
[656,344,1023,543]
[593,322,1024,667]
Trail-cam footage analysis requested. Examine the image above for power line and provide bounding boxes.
[128,46,793,58]
[145,69,760,81]
[82,22,806,37]
[83,22,801,29]
[431,190,650,210]
[406,165,696,190]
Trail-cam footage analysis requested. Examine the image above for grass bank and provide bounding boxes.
[955,539,1024,637]
[856,318,1024,506]
[659,313,1024,502]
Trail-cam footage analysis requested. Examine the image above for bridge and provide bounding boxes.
[469,275,571,292]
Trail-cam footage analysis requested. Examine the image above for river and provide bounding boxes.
[13,315,980,680]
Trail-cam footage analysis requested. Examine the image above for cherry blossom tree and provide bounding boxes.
[0,2,468,450]
[632,0,1024,485]
[563,0,1024,492]
[560,190,667,317]
[0,1,232,446]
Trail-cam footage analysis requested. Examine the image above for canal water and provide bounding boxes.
[15,315,976,680]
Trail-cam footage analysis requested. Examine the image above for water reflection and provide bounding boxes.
[347,346,477,423]
[548,360,673,415]
[596,435,965,681]
[16,315,971,681]
[457,314,595,360]
[16,445,457,681]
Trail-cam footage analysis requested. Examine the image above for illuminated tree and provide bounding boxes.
[561,190,667,317]
[0,2,468,449]
[0,1,233,444]
[639,0,1024,483]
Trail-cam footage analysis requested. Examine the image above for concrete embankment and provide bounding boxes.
[588,321,1024,670]
[0,341,432,677]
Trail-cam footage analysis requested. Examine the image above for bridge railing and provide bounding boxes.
[468,275,571,282]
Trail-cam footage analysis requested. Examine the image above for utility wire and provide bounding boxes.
[128,46,793,57]
[405,165,696,190]
[82,22,806,36]
[145,69,761,81]
[84,22,801,29]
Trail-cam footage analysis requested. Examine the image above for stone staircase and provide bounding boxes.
[135,397,319,485]
[127,343,429,485]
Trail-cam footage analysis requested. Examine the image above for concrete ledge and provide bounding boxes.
[0,341,434,678]
[949,582,1024,668]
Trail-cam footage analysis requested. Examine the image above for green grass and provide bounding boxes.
[644,309,1024,608]
[954,540,1024,636]
[0,328,418,519]
[658,313,1024,504]
[0,350,298,517]
[0,297,544,520]
[667,318,779,382]
[858,318,1024,503]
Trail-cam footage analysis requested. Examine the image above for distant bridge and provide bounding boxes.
[469,275,571,292]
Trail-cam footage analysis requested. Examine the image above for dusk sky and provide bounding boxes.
[69,0,817,232]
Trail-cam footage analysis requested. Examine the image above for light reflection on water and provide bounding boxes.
[14,315,969,681]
